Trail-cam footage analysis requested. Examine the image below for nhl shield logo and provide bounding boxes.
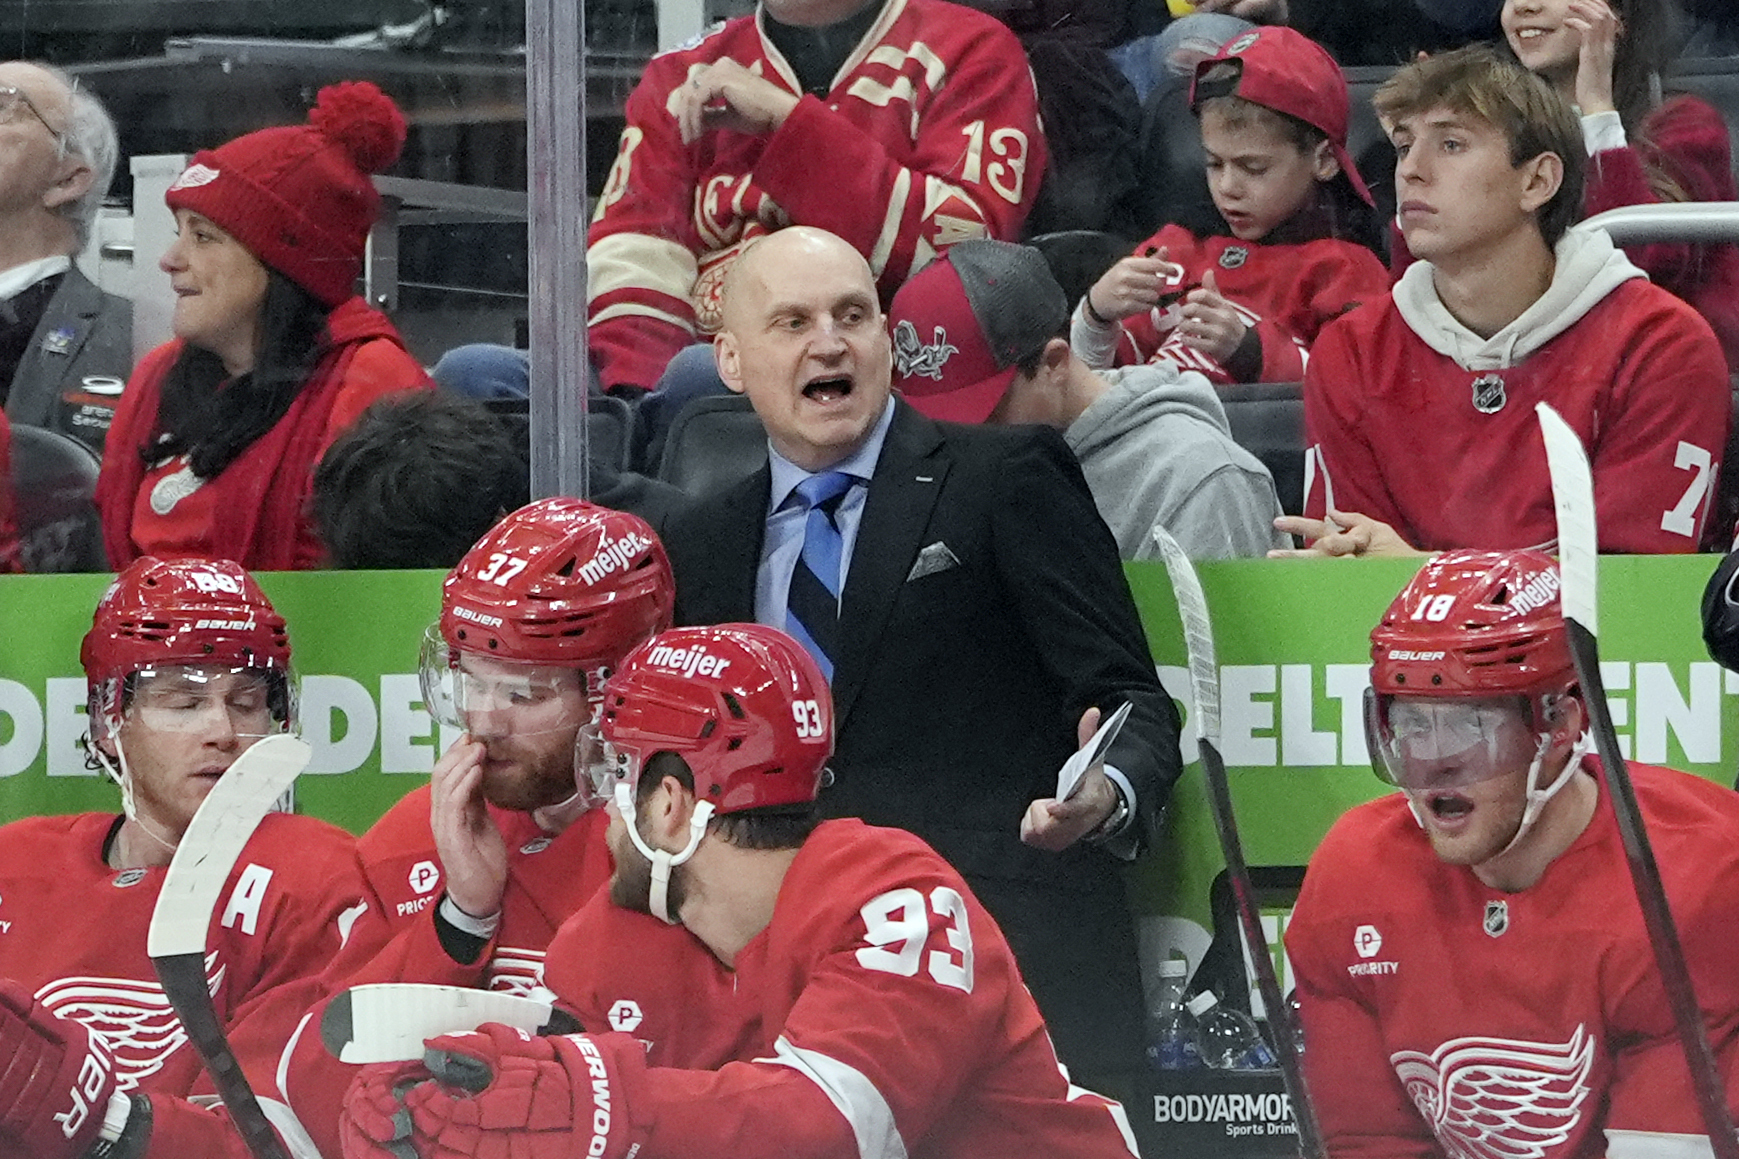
[1471,373,1507,414]
[1483,900,1509,938]
[1219,246,1249,270]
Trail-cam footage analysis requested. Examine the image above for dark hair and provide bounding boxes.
[638,751,821,850]
[1375,45,1586,249]
[1500,0,1688,203]
[1196,92,1383,253]
[311,391,528,569]
[144,269,328,479]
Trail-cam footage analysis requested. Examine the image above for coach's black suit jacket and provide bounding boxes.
[665,400,1182,1080]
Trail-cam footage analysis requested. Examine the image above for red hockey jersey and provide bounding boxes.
[0,811,360,1105]
[542,888,764,1070]
[586,0,1045,390]
[582,820,1138,1159]
[1288,762,1739,1159]
[1302,258,1729,552]
[332,786,615,996]
[1097,225,1388,384]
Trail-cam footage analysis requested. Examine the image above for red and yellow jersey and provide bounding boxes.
[586,0,1045,390]
[1289,762,1739,1159]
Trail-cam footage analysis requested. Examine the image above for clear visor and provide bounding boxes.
[1368,691,1532,792]
[118,664,293,739]
[419,624,592,739]
[576,722,641,811]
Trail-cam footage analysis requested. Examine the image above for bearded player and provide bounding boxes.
[341,623,1139,1159]
[1288,549,1739,1158]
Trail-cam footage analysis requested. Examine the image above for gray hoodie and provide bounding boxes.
[1066,361,1288,560]
[1391,224,1645,369]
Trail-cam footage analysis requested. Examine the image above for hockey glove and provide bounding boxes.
[0,979,121,1159]
[341,1022,650,1159]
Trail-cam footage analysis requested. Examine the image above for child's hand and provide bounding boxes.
[1565,0,1620,116]
[1178,269,1246,363]
[1086,248,1182,324]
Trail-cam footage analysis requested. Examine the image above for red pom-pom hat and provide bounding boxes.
[165,81,407,308]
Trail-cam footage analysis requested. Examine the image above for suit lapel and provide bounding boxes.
[690,468,768,625]
[832,403,949,724]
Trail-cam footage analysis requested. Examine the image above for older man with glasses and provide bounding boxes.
[0,61,130,459]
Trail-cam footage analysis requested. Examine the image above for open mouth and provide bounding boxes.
[1428,792,1474,821]
[802,376,853,404]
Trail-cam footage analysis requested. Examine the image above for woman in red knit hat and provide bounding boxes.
[95,81,433,570]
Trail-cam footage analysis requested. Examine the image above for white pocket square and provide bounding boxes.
[906,541,961,582]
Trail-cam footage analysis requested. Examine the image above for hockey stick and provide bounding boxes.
[1150,527,1324,1159]
[1536,403,1739,1156]
[322,983,580,1064]
[147,734,312,1159]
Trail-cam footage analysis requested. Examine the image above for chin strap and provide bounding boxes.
[1496,730,1593,857]
[613,782,715,925]
[100,731,178,862]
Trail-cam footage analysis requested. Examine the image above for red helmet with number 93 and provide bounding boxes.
[421,498,674,726]
[592,623,832,815]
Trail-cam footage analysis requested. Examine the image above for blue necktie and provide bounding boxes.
[785,471,856,681]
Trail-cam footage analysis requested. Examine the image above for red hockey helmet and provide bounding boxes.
[590,623,832,815]
[1366,549,1579,789]
[81,556,295,740]
[422,498,674,727]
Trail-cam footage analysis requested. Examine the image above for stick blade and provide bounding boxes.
[322,984,575,1064]
[1150,525,1220,743]
[147,735,312,959]
[1536,402,1598,635]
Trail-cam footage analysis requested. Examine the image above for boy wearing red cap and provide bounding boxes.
[1073,25,1389,386]
[95,82,433,571]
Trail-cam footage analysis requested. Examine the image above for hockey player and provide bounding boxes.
[1281,45,1728,557]
[1071,25,1388,386]
[0,556,364,1159]
[1288,549,1739,1157]
[340,623,1140,1159]
[585,0,1047,394]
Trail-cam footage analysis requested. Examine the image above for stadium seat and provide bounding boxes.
[1026,230,1135,312]
[1219,381,1305,516]
[482,393,634,476]
[656,394,768,498]
[10,422,105,573]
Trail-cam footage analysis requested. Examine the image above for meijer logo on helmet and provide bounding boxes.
[578,531,653,587]
[646,645,730,680]
[1507,571,1561,616]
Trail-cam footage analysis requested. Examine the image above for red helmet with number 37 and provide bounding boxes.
[81,556,296,753]
[593,623,832,815]
[422,499,675,725]
[1366,549,1580,792]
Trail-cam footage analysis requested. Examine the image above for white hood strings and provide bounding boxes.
[1496,730,1593,857]
[614,781,714,925]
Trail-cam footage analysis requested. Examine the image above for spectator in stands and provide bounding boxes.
[1074,26,1389,386]
[890,238,1285,559]
[311,391,527,569]
[662,225,1181,1094]
[1500,0,1739,371]
[95,82,434,571]
[1279,46,1728,557]
[0,61,131,452]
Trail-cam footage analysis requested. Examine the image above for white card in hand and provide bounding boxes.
[1056,701,1133,801]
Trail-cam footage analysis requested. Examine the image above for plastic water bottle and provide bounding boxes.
[1144,958,1201,1071]
[1187,991,1278,1070]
